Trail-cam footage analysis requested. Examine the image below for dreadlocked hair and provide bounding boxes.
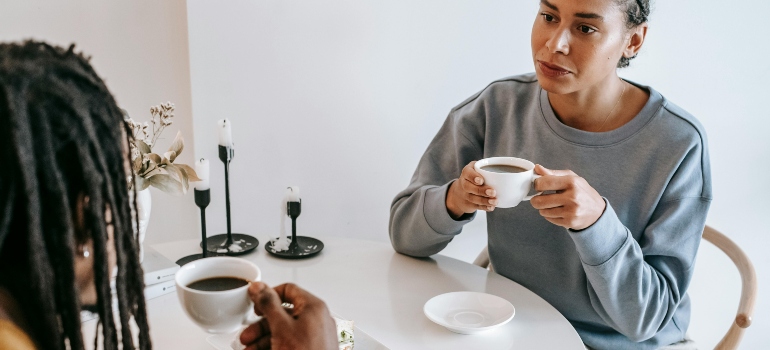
[0,40,151,350]
[616,0,652,68]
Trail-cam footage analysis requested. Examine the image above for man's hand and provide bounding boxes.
[529,164,606,230]
[240,282,337,350]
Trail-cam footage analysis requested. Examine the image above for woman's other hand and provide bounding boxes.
[530,164,606,230]
[241,282,337,350]
[446,161,499,219]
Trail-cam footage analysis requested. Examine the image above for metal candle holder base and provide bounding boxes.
[265,236,324,259]
[264,199,324,259]
[203,233,259,255]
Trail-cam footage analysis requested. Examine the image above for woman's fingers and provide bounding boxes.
[538,206,566,218]
[529,193,564,210]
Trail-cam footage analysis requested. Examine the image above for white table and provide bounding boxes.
[85,236,583,349]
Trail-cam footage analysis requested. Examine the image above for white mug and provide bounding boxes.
[175,257,261,333]
[474,157,542,208]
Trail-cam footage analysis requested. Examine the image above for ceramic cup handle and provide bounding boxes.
[522,174,543,201]
[242,304,260,326]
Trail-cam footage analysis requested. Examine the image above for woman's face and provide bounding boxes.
[531,0,640,94]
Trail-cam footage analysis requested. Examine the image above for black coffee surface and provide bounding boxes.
[188,277,249,292]
[481,164,527,173]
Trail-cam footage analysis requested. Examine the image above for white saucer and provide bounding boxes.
[423,291,515,335]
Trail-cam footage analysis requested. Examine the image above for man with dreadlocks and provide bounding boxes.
[0,40,339,350]
[0,40,152,350]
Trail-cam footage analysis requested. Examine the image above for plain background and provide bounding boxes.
[186,0,768,348]
[1,0,767,348]
[0,0,199,252]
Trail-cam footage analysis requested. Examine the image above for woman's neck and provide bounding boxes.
[548,73,634,132]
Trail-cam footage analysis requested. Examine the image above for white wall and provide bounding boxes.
[0,0,199,245]
[187,0,768,348]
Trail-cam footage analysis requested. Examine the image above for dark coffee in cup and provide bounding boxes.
[480,164,527,173]
[187,277,249,292]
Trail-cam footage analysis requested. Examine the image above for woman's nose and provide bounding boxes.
[546,28,570,55]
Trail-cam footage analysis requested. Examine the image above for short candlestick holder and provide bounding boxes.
[177,189,223,266]
[204,145,259,255]
[265,199,324,259]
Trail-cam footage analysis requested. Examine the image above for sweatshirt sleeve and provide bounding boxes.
[568,135,712,342]
[389,105,485,257]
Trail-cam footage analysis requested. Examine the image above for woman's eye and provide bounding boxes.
[542,13,555,22]
[579,25,596,34]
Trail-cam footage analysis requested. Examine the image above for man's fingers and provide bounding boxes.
[273,283,325,313]
[244,335,271,350]
[249,282,292,329]
[240,319,270,345]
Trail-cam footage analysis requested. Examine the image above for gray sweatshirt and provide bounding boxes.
[389,73,712,349]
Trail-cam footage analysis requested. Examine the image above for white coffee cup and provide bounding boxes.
[474,157,542,208]
[175,257,261,333]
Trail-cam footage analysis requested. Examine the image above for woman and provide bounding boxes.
[390,1,709,349]
[0,41,337,350]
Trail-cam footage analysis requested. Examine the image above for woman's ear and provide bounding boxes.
[623,23,648,59]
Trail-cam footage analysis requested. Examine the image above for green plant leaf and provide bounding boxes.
[136,140,151,154]
[147,174,184,195]
[177,164,201,182]
[167,131,184,161]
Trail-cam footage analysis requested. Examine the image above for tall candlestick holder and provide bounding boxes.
[177,189,221,266]
[265,198,324,259]
[204,145,259,255]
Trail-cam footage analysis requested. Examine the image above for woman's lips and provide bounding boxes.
[538,61,571,78]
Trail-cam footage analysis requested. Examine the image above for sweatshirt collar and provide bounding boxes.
[538,80,664,147]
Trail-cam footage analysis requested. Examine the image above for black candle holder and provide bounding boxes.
[176,189,222,266]
[204,145,259,255]
[265,198,324,259]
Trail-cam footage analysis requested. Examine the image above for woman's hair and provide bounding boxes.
[616,0,651,68]
[0,41,150,350]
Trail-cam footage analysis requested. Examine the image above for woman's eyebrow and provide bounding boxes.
[575,12,604,20]
[541,0,605,21]
[541,0,559,12]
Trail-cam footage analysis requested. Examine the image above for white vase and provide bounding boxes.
[136,188,152,262]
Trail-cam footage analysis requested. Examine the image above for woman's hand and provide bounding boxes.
[530,164,606,230]
[240,282,337,350]
[446,161,498,219]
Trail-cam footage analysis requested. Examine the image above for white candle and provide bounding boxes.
[287,186,300,202]
[194,158,210,190]
[217,119,233,147]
